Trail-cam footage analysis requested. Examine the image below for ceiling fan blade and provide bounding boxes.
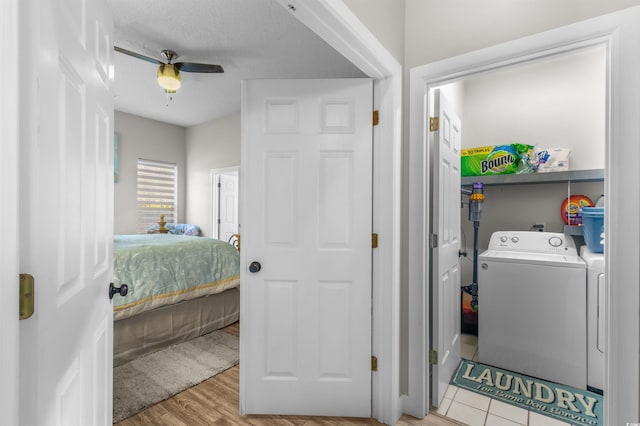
[176,62,224,73]
[114,46,162,65]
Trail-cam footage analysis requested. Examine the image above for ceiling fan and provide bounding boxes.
[114,46,224,93]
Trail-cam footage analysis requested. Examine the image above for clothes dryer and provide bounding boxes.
[478,231,587,389]
[580,245,605,393]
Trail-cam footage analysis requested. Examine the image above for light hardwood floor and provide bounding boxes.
[115,322,461,426]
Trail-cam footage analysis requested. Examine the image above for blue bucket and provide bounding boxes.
[581,207,604,253]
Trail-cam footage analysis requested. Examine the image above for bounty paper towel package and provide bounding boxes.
[461,144,534,176]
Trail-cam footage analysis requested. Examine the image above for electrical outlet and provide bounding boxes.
[531,222,546,232]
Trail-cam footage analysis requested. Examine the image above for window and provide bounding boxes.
[136,159,177,233]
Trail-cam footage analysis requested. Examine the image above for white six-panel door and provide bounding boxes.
[431,89,462,407]
[241,78,373,417]
[19,0,115,424]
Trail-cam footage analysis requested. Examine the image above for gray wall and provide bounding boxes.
[114,111,186,234]
[185,113,241,237]
[114,111,240,237]
[460,181,604,285]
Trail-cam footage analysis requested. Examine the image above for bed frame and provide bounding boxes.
[114,287,239,366]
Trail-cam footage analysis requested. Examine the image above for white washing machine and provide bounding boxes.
[580,245,606,393]
[478,231,587,389]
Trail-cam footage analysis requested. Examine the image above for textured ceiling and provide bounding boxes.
[109,0,366,127]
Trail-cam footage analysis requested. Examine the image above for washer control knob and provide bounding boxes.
[500,236,508,243]
[511,236,519,243]
[549,236,563,247]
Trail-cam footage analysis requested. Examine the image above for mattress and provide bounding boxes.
[113,234,240,320]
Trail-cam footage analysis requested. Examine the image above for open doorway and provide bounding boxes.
[428,43,607,423]
[211,166,239,241]
[110,1,402,424]
[408,10,640,424]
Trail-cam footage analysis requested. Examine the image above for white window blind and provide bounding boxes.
[136,158,177,234]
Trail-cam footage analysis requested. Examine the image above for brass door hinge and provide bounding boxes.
[372,110,379,126]
[20,274,35,320]
[429,350,438,365]
[430,234,438,248]
[372,233,379,248]
[371,355,378,371]
[429,116,439,132]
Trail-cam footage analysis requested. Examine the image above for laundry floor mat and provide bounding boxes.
[451,359,603,426]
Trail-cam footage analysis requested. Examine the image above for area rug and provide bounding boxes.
[451,359,603,426]
[113,330,239,423]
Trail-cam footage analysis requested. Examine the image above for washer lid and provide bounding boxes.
[479,249,586,268]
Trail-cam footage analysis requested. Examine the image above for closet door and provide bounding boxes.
[431,89,462,407]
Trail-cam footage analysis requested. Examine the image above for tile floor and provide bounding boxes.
[438,334,572,426]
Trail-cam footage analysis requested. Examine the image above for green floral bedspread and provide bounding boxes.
[113,234,240,320]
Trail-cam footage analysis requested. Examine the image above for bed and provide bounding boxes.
[112,234,240,366]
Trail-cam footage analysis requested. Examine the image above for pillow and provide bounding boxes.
[171,224,202,236]
[146,223,201,236]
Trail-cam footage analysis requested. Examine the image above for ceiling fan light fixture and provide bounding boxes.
[157,63,181,92]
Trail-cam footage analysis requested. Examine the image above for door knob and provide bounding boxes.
[249,261,262,273]
[109,283,128,300]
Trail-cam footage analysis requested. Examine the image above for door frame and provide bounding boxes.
[210,166,240,239]
[408,7,640,424]
[0,0,20,423]
[260,2,403,424]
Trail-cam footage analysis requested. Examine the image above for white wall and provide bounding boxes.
[185,112,241,237]
[404,0,640,68]
[462,45,606,169]
[342,0,406,64]
[114,111,186,234]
